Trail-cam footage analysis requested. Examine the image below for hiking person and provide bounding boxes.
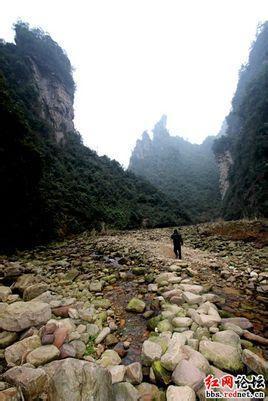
[171,229,183,259]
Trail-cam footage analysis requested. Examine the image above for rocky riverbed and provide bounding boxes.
[0,220,267,400]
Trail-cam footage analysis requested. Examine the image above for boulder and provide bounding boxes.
[126,298,146,313]
[98,349,121,368]
[151,360,171,385]
[0,301,51,332]
[182,292,203,304]
[166,385,196,401]
[136,383,161,401]
[113,382,139,401]
[26,345,60,366]
[212,330,241,347]
[141,340,162,366]
[182,345,210,374]
[172,317,193,328]
[160,333,186,371]
[0,387,21,400]
[5,334,41,366]
[44,358,114,401]
[86,323,100,337]
[59,343,76,359]
[108,365,126,384]
[242,349,268,379]
[3,365,48,400]
[157,319,173,333]
[23,283,48,301]
[221,317,253,330]
[0,331,18,348]
[125,362,143,384]
[0,286,12,302]
[69,340,86,358]
[172,359,205,391]
[180,284,204,294]
[13,275,37,294]
[199,340,243,372]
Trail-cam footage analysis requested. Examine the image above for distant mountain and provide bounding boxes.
[0,23,189,249]
[213,22,268,219]
[129,115,221,222]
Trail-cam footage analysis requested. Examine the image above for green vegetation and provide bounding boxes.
[129,116,221,223]
[0,22,189,250]
[213,22,268,219]
[84,336,97,357]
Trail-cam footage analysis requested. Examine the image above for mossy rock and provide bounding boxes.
[132,267,146,276]
[152,360,171,386]
[147,316,162,331]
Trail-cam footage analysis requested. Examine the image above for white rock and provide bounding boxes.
[182,292,203,304]
[107,365,126,384]
[160,333,186,371]
[141,340,162,366]
[166,385,196,401]
[172,317,193,328]
[95,327,111,344]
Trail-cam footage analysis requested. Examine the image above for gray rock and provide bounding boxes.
[44,358,114,401]
[172,317,193,328]
[113,382,139,401]
[26,344,60,366]
[221,317,253,330]
[136,383,161,401]
[23,283,48,301]
[5,334,41,366]
[182,345,210,374]
[172,359,205,391]
[86,323,100,337]
[108,365,126,384]
[199,340,243,372]
[180,284,204,294]
[212,330,241,347]
[160,333,186,371]
[69,340,86,358]
[98,349,121,368]
[0,285,12,301]
[3,365,48,400]
[242,349,268,379]
[0,331,18,348]
[126,298,146,313]
[141,340,162,366]
[166,385,196,401]
[125,362,143,384]
[182,292,203,304]
[95,327,111,344]
[89,280,104,292]
[0,301,51,332]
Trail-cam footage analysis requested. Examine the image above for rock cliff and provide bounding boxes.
[31,61,74,143]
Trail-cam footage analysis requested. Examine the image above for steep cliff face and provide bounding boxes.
[129,115,221,223]
[31,61,74,142]
[213,22,268,219]
[215,150,233,199]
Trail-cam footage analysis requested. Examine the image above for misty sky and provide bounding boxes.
[1,1,267,166]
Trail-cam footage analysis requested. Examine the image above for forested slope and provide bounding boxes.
[0,23,189,249]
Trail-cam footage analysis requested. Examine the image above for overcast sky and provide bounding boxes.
[1,1,267,166]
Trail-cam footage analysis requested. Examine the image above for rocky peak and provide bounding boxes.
[152,114,170,141]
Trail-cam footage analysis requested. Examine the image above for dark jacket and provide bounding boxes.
[171,233,183,248]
